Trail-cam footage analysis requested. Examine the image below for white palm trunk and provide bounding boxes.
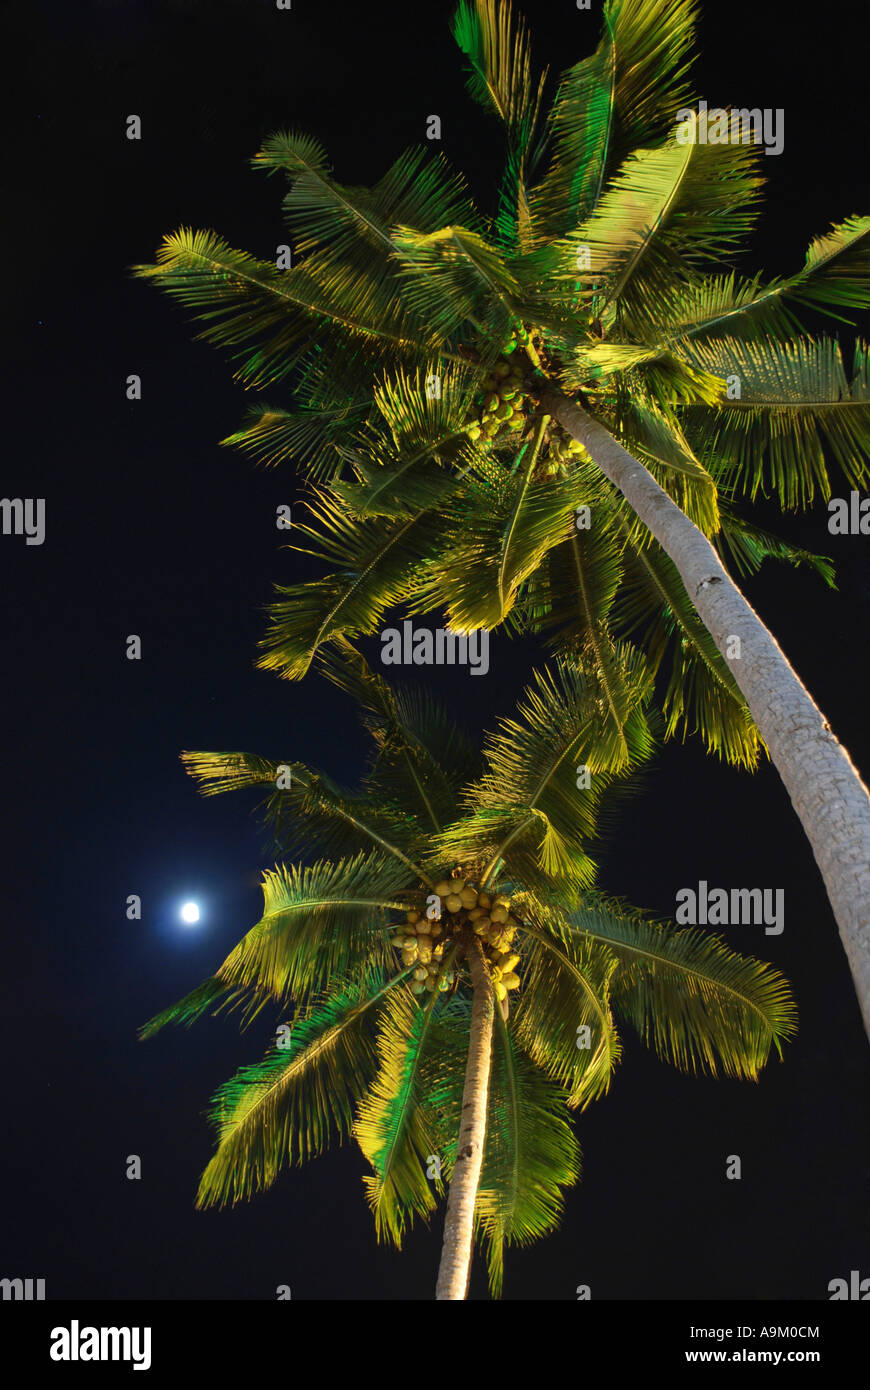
[543,388,870,1043]
[435,935,494,1299]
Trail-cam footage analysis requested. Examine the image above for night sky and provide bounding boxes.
[4,0,870,1302]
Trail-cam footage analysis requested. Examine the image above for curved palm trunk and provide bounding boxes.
[542,387,870,1043]
[435,935,494,1300]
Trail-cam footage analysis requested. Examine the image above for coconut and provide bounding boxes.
[405,910,420,924]
[459,887,478,908]
[411,980,426,995]
[502,972,521,990]
[434,879,453,897]
[437,975,451,991]
[413,965,428,981]
[418,944,433,965]
[484,420,500,439]
[483,392,499,412]
[494,981,508,1001]
[424,976,437,991]
[477,892,492,909]
[501,953,520,974]
[499,386,518,401]
[445,893,463,913]
[494,361,511,378]
[490,906,508,924]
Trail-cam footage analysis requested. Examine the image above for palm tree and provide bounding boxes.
[141,647,795,1298]
[134,0,870,1037]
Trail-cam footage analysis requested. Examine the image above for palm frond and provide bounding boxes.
[509,894,621,1108]
[680,336,870,507]
[210,853,416,1003]
[355,982,452,1245]
[475,1010,582,1297]
[196,968,396,1208]
[257,490,430,679]
[570,896,798,1077]
[528,0,700,238]
[613,532,762,768]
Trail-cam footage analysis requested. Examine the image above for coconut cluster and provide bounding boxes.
[543,426,590,477]
[390,874,523,1006]
[390,908,453,996]
[463,330,530,446]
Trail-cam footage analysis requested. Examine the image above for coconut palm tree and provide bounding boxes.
[141,646,795,1298]
[134,0,870,1037]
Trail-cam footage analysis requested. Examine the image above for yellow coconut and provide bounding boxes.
[418,945,433,965]
[445,893,463,913]
[477,892,492,909]
[459,887,478,909]
[411,980,426,995]
[502,972,520,990]
[424,976,437,991]
[501,953,520,974]
[494,981,508,1001]
[434,879,453,897]
[490,906,508,924]
[406,910,420,924]
[413,965,428,981]
[468,907,484,920]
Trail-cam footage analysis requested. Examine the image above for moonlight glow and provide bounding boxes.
[180,901,200,924]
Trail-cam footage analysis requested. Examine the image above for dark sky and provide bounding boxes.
[3,0,870,1302]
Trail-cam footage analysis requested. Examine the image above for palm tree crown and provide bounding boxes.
[142,647,795,1296]
[133,0,866,775]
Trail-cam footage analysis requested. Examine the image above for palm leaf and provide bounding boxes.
[681,336,870,507]
[196,968,397,1208]
[475,1010,582,1297]
[570,896,798,1077]
[210,853,416,1003]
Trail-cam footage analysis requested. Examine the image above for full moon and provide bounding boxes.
[180,901,200,924]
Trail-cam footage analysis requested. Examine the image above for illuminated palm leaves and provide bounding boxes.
[143,655,794,1293]
[680,336,870,508]
[135,0,870,775]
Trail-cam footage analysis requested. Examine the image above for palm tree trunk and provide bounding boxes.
[435,934,495,1299]
[542,386,870,1044]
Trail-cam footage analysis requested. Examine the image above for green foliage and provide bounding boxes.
[144,654,795,1294]
[135,0,826,1295]
[133,0,865,772]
